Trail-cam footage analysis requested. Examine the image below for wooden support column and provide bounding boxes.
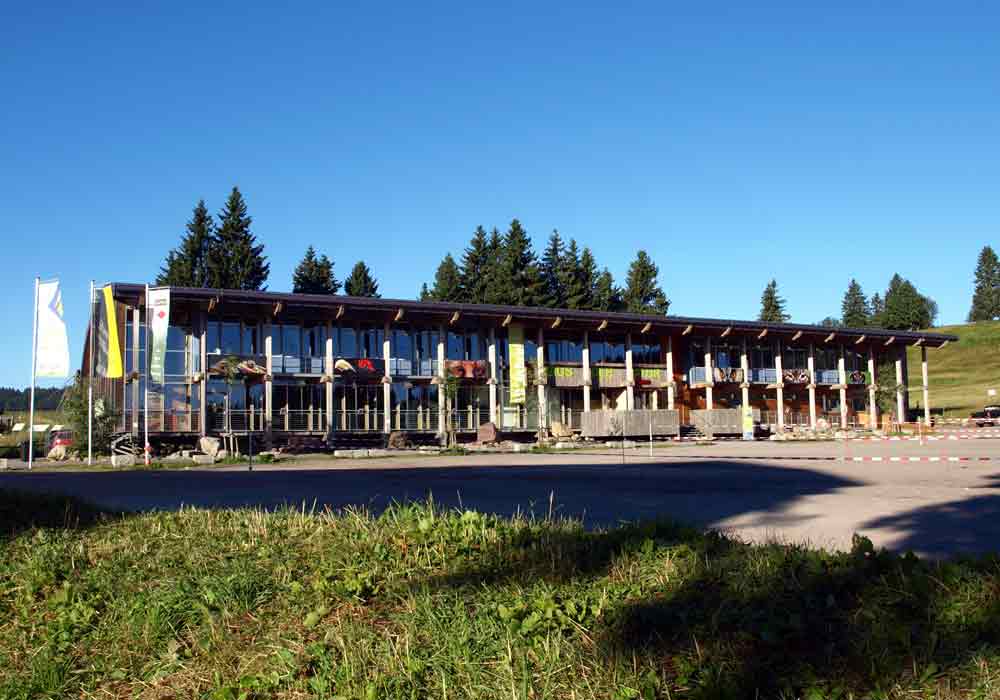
[666,335,675,410]
[383,323,392,434]
[264,323,273,446]
[704,336,713,410]
[774,339,785,432]
[582,330,591,413]
[921,345,930,425]
[132,306,140,434]
[325,321,333,435]
[838,344,848,429]
[437,325,446,438]
[807,343,817,429]
[625,333,635,410]
[740,336,750,412]
[199,312,207,436]
[536,327,547,432]
[488,327,498,424]
[895,346,905,423]
[868,346,878,431]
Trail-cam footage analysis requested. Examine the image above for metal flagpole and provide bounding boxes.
[144,284,150,466]
[88,280,94,465]
[28,277,40,470]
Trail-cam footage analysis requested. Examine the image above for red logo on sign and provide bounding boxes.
[358,358,375,372]
[157,311,166,319]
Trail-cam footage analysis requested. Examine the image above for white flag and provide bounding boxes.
[36,279,70,377]
[148,287,171,383]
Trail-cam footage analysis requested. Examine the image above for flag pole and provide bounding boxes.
[28,277,39,470]
[144,284,150,466]
[87,280,95,466]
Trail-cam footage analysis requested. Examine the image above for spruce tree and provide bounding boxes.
[578,247,600,310]
[497,219,543,306]
[968,245,1000,321]
[207,187,269,290]
[560,239,588,309]
[869,293,885,327]
[419,283,431,301]
[482,227,505,305]
[841,279,870,328]
[344,261,380,297]
[157,199,214,286]
[428,254,462,301]
[459,226,491,303]
[292,245,339,294]
[593,268,623,312]
[883,274,934,330]
[540,230,566,307]
[622,250,670,314]
[758,279,790,322]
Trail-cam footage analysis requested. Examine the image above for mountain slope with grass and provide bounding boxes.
[1,490,999,699]
[906,320,1000,418]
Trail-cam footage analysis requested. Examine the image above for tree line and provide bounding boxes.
[419,221,669,314]
[156,188,997,331]
[0,387,62,411]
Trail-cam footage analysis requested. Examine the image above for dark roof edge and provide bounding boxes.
[110,283,959,346]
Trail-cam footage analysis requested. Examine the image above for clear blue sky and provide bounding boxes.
[2,2,997,389]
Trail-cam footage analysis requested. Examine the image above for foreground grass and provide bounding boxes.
[1,491,999,699]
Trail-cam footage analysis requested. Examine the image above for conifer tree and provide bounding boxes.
[207,187,269,290]
[344,261,380,297]
[419,283,431,301]
[560,239,588,310]
[968,245,1000,321]
[622,250,670,314]
[577,247,600,310]
[497,219,543,306]
[427,254,462,301]
[459,226,491,304]
[540,230,566,307]
[869,293,885,328]
[482,227,505,305]
[840,279,870,327]
[758,279,790,322]
[157,199,214,287]
[882,274,935,330]
[292,245,339,294]
[593,268,623,312]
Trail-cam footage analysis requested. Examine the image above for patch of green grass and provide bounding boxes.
[0,491,998,699]
[908,320,1000,418]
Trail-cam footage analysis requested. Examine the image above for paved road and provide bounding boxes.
[2,440,998,558]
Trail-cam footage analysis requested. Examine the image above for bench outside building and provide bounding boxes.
[81,284,957,448]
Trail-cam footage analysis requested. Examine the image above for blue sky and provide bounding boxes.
[1,2,997,389]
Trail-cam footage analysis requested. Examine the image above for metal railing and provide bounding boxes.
[552,407,582,430]
[390,408,440,432]
[500,405,540,431]
[749,368,778,383]
[450,407,491,432]
[332,410,385,433]
[816,369,840,384]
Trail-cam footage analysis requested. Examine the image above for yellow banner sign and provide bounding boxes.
[97,286,123,378]
[508,324,526,405]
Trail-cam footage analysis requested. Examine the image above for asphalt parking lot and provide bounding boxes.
[2,438,998,558]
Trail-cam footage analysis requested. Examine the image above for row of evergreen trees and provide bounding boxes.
[419,221,670,314]
[157,188,382,298]
[968,245,1000,322]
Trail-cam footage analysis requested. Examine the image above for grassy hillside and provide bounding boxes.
[1,491,999,699]
[906,320,1000,418]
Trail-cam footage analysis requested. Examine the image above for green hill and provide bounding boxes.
[906,320,1000,418]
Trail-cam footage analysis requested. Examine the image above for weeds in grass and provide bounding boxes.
[0,490,998,698]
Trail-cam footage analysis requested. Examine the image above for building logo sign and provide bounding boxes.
[508,324,526,404]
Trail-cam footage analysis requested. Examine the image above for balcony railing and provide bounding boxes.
[816,369,840,384]
[750,368,778,383]
[332,409,384,433]
[390,408,439,432]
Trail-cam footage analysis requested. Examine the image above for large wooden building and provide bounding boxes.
[84,283,956,445]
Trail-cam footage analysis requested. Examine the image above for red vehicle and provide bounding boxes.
[48,429,74,451]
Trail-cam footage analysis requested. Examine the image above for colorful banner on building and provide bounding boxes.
[35,279,70,377]
[508,323,526,405]
[95,285,123,378]
[148,287,170,383]
[446,360,488,379]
